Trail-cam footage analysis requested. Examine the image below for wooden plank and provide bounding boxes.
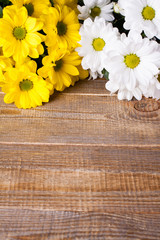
[0,93,159,120]
[0,144,160,172]
[0,144,159,213]
[0,164,159,212]
[63,78,111,95]
[1,92,119,118]
[0,209,160,240]
[0,94,160,145]
[0,77,160,238]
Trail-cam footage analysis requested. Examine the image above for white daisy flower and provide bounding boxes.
[121,0,160,39]
[78,0,114,22]
[142,75,160,99]
[76,17,119,73]
[116,0,128,15]
[105,31,160,100]
[113,1,124,15]
[106,73,143,100]
[89,70,104,80]
[113,3,121,14]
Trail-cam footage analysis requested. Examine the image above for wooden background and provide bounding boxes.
[0,78,160,240]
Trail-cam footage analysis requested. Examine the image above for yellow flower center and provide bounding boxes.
[57,21,67,36]
[90,6,101,18]
[13,27,27,40]
[54,59,63,71]
[142,6,155,20]
[19,79,33,91]
[158,74,160,82]
[124,54,140,69]
[92,38,105,51]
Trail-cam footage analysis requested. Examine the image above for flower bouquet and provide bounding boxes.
[0,0,160,109]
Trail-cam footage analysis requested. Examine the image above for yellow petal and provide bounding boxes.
[37,44,44,55]
[4,92,15,104]
[31,21,43,33]
[63,64,79,76]
[3,42,15,57]
[78,65,89,79]
[26,33,41,46]
[27,60,37,73]
[13,7,28,26]
[29,47,39,58]
[21,40,29,58]
[25,17,36,32]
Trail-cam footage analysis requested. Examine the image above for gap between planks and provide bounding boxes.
[0,92,114,97]
[0,141,160,147]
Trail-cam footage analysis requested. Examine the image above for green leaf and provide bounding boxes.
[0,6,2,18]
[102,69,109,80]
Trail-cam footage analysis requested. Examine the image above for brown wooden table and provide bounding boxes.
[0,78,160,239]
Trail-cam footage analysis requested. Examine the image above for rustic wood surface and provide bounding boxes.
[0,78,160,240]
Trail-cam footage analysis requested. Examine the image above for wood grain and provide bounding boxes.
[0,93,160,145]
[0,144,160,172]
[63,78,109,95]
[0,210,160,240]
[0,78,160,239]
[0,168,160,213]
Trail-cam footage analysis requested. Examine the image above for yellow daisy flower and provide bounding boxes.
[53,0,78,13]
[38,49,81,91]
[71,64,89,87]
[10,0,50,18]
[0,5,44,63]
[53,0,77,5]
[2,61,52,109]
[0,48,13,86]
[43,5,80,50]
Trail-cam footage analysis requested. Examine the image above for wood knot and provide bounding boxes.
[134,99,159,112]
